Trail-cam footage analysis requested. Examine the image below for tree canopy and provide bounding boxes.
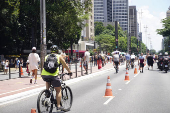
[157,17,170,37]
[0,0,92,55]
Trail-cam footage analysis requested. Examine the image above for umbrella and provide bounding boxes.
[120,52,126,55]
[111,51,120,55]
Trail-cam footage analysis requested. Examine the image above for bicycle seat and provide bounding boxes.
[43,78,53,82]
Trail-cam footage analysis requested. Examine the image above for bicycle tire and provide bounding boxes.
[61,86,73,112]
[37,89,53,113]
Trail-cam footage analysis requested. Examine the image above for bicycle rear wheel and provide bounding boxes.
[61,86,73,112]
[37,89,53,113]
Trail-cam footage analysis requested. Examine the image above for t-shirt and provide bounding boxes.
[147,56,153,63]
[84,51,90,63]
[113,54,119,62]
[28,53,40,70]
[131,55,135,59]
[125,54,130,60]
[139,56,145,63]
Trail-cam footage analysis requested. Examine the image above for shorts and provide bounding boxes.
[41,75,61,87]
[140,63,144,67]
[148,62,153,66]
[114,61,119,66]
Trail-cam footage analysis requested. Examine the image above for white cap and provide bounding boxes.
[32,47,36,50]
[26,60,29,63]
[165,52,168,55]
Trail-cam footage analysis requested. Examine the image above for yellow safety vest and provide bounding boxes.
[41,54,60,76]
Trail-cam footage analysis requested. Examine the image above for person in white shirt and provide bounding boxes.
[131,53,136,68]
[83,49,90,74]
[28,47,40,84]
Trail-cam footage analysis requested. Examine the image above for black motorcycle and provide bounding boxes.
[164,58,169,73]
[158,58,164,71]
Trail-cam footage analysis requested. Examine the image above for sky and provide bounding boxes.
[129,0,170,52]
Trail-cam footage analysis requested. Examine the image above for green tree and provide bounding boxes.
[94,22,106,36]
[157,17,170,37]
[95,34,115,52]
[0,0,92,55]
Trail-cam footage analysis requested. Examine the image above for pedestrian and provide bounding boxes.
[1,60,5,72]
[28,47,40,84]
[91,55,94,65]
[147,54,154,70]
[94,54,98,66]
[138,53,145,73]
[125,53,130,69]
[83,49,90,74]
[14,58,19,71]
[41,45,72,111]
[4,60,9,74]
[20,58,23,67]
[26,60,30,76]
[146,53,149,67]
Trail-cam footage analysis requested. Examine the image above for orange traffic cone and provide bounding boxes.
[20,67,24,76]
[138,65,140,70]
[134,65,138,74]
[104,76,114,97]
[31,108,36,113]
[124,69,130,81]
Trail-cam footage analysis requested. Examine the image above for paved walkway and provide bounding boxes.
[0,62,126,99]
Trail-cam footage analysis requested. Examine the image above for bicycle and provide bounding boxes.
[37,73,73,113]
[114,61,119,73]
[131,59,135,69]
[126,60,130,70]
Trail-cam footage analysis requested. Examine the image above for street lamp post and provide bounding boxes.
[138,9,143,53]
[144,25,148,54]
[40,0,47,71]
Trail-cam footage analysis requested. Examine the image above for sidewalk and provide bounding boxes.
[0,62,127,105]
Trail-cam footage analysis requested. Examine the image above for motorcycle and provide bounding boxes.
[158,58,164,71]
[164,58,169,73]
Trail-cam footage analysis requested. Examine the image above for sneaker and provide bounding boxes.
[45,90,50,98]
[34,82,37,84]
[30,79,32,84]
[57,106,65,111]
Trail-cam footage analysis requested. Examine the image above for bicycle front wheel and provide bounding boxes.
[61,86,73,112]
[37,89,53,113]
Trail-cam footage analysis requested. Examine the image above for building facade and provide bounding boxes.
[78,0,95,51]
[94,0,105,22]
[94,0,129,32]
[129,6,138,38]
[112,0,129,32]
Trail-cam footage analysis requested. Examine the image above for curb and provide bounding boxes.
[0,68,114,106]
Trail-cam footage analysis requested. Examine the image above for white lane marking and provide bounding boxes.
[0,84,44,96]
[104,97,114,105]
[134,71,140,77]
[125,81,130,84]
[118,89,122,90]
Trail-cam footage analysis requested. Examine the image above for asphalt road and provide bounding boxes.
[1,63,170,113]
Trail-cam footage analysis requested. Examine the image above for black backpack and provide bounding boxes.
[43,54,59,73]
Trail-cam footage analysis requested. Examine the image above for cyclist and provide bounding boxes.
[113,52,120,72]
[131,53,135,68]
[41,45,72,111]
[125,53,131,69]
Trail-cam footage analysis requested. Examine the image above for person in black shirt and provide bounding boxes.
[147,54,154,70]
